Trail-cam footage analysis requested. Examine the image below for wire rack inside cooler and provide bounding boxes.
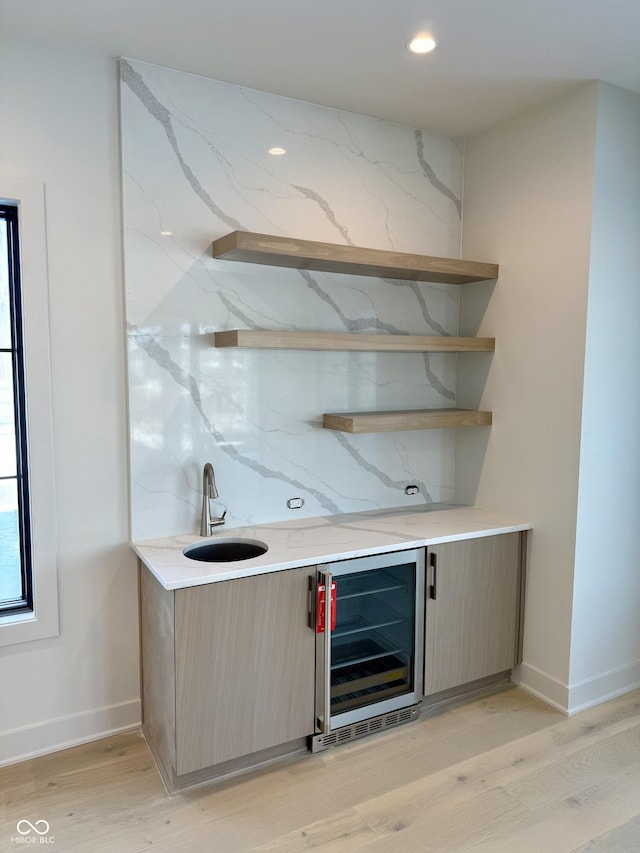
[330,636,410,712]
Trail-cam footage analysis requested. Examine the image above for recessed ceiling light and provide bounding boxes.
[268,147,286,156]
[160,230,173,236]
[407,34,437,54]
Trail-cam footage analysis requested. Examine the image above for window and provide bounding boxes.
[0,203,32,615]
[0,179,58,645]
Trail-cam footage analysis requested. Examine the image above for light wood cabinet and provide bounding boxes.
[175,567,316,773]
[140,532,527,789]
[140,565,316,788]
[423,533,524,696]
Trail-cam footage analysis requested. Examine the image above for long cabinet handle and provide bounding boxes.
[429,552,437,600]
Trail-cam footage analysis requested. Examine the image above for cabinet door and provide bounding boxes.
[175,567,316,774]
[424,533,521,696]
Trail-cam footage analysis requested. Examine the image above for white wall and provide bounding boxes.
[0,42,140,764]
[457,84,599,710]
[569,84,640,710]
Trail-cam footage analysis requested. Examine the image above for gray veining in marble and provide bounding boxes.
[414,129,463,217]
[121,61,245,231]
[292,185,354,244]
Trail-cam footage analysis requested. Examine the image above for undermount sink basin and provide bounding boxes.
[183,537,269,563]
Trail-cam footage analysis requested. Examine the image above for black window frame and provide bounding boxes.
[0,202,32,615]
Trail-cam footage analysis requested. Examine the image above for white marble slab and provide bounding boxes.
[120,60,469,541]
[134,506,532,590]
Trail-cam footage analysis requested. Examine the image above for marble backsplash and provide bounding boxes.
[120,59,465,540]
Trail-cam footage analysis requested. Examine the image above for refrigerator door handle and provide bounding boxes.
[319,570,333,735]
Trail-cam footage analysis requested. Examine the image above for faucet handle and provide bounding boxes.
[210,508,227,527]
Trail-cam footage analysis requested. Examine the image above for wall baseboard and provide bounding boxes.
[513,659,640,716]
[0,699,141,768]
[512,662,570,713]
[567,661,640,715]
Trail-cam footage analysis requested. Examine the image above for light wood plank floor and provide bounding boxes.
[2,686,640,852]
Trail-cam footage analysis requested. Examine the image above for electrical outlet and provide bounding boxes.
[404,485,419,496]
[287,497,305,509]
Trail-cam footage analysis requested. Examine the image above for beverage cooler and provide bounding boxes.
[310,548,425,752]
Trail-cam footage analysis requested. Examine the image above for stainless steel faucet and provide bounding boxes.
[200,462,226,536]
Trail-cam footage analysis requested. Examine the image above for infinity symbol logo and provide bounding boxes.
[16,819,50,836]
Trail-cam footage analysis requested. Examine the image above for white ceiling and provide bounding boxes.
[3,0,640,136]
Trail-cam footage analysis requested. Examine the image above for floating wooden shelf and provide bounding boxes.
[214,330,495,353]
[322,409,493,434]
[212,231,498,285]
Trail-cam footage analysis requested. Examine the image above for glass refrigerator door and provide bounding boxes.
[330,561,417,719]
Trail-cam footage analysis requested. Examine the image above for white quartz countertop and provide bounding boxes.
[133,505,532,590]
